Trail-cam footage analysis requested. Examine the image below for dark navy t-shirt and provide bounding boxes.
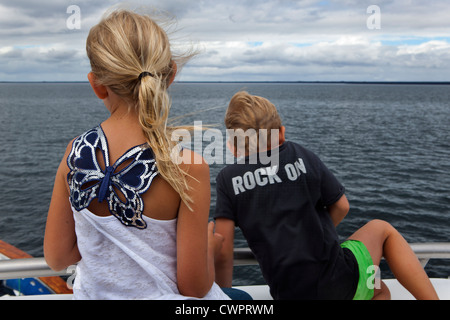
[214,141,358,299]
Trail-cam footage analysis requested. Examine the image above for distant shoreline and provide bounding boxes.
[1,80,450,85]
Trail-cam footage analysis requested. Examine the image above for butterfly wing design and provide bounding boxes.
[67,128,107,211]
[107,146,158,229]
[67,126,158,229]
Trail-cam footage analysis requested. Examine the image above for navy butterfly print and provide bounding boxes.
[67,126,158,229]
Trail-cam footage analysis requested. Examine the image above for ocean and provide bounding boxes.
[0,82,449,285]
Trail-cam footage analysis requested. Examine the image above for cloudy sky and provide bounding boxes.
[1,0,450,82]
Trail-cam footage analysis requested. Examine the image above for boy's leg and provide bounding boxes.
[348,219,439,300]
[372,280,390,300]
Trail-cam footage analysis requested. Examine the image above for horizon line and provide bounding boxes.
[1,80,450,85]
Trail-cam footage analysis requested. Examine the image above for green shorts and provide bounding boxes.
[340,240,375,300]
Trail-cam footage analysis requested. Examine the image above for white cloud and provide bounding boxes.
[1,0,450,81]
[179,35,450,82]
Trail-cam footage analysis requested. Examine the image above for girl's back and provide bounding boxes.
[84,116,180,222]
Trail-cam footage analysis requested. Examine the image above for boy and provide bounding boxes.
[213,91,438,300]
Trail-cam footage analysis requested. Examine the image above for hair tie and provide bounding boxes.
[138,71,154,81]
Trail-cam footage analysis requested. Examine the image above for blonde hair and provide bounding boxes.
[86,9,195,208]
[225,91,282,155]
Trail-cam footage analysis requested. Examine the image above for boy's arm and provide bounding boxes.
[327,194,350,227]
[214,218,235,287]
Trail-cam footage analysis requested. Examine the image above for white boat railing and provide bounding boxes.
[235,242,450,268]
[0,242,449,280]
[0,257,69,280]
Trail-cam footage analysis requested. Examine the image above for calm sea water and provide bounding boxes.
[0,82,449,284]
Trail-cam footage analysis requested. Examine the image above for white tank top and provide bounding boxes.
[72,207,229,300]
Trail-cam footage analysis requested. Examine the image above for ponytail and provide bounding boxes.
[137,69,194,208]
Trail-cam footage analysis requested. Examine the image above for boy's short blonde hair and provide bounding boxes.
[225,91,282,155]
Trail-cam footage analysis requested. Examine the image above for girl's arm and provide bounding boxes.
[44,142,81,271]
[176,150,222,298]
[214,218,235,288]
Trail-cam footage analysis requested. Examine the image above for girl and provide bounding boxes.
[44,9,229,300]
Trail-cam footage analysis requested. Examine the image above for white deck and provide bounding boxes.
[1,278,449,300]
[237,278,450,300]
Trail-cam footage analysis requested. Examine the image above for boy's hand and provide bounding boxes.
[208,221,224,259]
[213,218,235,288]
